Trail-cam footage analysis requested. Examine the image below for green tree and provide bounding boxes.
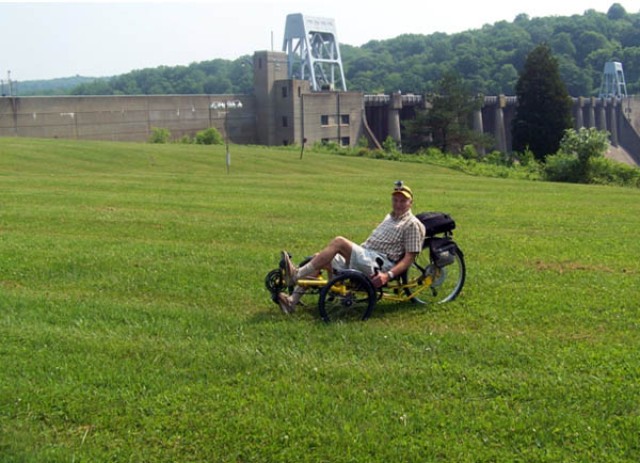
[550,32,577,58]
[576,31,611,63]
[544,128,615,184]
[70,79,114,95]
[558,57,593,96]
[511,44,573,161]
[403,71,487,154]
[560,127,609,180]
[494,64,519,95]
[61,7,640,99]
[607,3,628,20]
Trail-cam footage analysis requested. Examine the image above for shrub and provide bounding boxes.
[195,128,223,145]
[544,128,640,187]
[312,140,343,154]
[559,128,609,182]
[421,147,445,158]
[483,150,512,166]
[370,149,388,159]
[543,152,581,183]
[382,136,400,155]
[461,144,479,160]
[588,156,640,187]
[149,127,171,144]
[356,136,369,149]
[513,148,537,167]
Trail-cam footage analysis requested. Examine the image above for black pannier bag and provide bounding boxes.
[429,237,457,267]
[416,212,456,237]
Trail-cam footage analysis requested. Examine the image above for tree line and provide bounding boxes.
[58,3,638,98]
[342,3,639,96]
[396,41,640,189]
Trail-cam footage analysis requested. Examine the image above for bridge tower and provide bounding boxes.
[282,13,347,92]
[599,61,628,98]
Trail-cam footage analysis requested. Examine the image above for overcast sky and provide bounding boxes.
[1,0,638,81]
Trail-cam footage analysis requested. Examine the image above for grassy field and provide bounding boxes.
[1,137,639,462]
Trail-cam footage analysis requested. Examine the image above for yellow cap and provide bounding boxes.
[392,183,413,199]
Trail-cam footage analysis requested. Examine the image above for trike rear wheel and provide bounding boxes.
[406,245,466,304]
[318,271,376,322]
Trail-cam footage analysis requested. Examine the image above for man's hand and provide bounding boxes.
[370,252,418,288]
[371,271,389,288]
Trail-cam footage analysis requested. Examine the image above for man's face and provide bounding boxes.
[392,194,412,215]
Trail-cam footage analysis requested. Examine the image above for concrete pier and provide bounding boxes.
[387,92,403,147]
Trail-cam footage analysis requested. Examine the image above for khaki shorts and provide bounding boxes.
[332,244,395,276]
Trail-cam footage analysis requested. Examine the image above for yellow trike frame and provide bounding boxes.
[266,234,465,322]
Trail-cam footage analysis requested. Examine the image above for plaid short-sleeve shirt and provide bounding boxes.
[361,210,426,262]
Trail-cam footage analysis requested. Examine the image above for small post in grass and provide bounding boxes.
[300,137,307,160]
[210,99,243,173]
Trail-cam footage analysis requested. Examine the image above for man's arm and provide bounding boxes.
[371,252,418,288]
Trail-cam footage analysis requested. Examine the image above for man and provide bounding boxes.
[278,181,426,313]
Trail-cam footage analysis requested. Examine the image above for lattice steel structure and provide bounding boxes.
[599,61,628,98]
[282,13,347,92]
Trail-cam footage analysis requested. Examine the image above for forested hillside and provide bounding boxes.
[70,59,254,97]
[18,3,640,97]
[10,76,105,96]
[342,3,639,95]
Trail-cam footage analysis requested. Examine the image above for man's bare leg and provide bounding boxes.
[307,236,353,270]
[283,236,353,285]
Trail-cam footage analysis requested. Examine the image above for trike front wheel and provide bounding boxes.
[318,271,376,322]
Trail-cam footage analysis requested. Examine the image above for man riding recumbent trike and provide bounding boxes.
[264,181,466,322]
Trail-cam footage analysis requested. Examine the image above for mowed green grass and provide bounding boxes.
[1,137,639,462]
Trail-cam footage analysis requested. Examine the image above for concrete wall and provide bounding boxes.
[253,51,289,146]
[250,50,366,148]
[300,91,365,146]
[0,89,365,149]
[2,88,638,160]
[379,94,638,161]
[618,96,640,163]
[273,79,309,146]
[0,94,256,143]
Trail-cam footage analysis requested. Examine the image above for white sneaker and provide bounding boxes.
[281,251,298,287]
[277,292,295,314]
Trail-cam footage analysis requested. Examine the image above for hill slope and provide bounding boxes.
[2,138,640,461]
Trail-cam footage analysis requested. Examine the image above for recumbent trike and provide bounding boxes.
[265,212,466,322]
